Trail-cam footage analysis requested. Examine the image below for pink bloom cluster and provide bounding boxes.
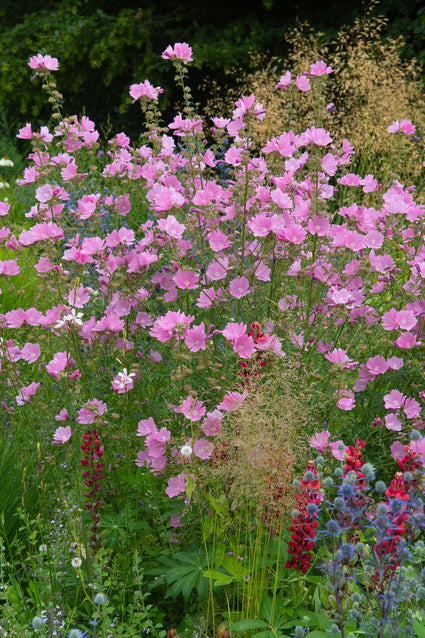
[161,42,193,65]
[28,54,59,72]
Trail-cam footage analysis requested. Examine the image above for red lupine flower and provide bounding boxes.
[285,461,321,573]
[81,429,104,552]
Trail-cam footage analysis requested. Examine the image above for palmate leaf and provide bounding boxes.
[231,619,269,631]
[162,545,211,600]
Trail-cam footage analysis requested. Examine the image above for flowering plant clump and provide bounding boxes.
[81,429,104,552]
[1,39,425,635]
[287,431,425,637]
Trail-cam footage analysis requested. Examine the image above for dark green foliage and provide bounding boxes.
[0,0,370,141]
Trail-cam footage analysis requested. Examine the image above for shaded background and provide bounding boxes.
[0,0,424,142]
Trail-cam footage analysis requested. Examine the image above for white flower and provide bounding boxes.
[0,157,14,167]
[116,368,136,388]
[39,544,48,553]
[55,309,84,329]
[180,444,193,457]
[71,557,82,568]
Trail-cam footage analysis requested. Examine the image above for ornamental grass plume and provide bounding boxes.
[201,369,309,529]
[204,4,425,189]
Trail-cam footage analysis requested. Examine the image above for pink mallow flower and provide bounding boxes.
[184,323,207,352]
[16,382,40,405]
[384,390,405,410]
[129,80,163,102]
[28,54,59,71]
[52,425,71,445]
[165,473,188,498]
[174,396,206,422]
[310,430,331,452]
[111,368,136,394]
[202,410,223,436]
[77,399,107,424]
[193,438,214,461]
[46,351,77,380]
[161,43,193,65]
[217,391,248,412]
[150,310,194,343]
[335,389,355,411]
[229,276,250,299]
[145,427,171,458]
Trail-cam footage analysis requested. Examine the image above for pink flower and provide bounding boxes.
[403,397,421,419]
[52,425,71,445]
[369,251,395,274]
[165,473,188,498]
[397,310,417,331]
[17,123,32,139]
[222,322,247,341]
[366,355,388,376]
[170,515,184,528]
[184,323,207,352]
[331,441,346,461]
[150,310,194,342]
[310,430,330,452]
[137,417,157,436]
[202,410,223,436]
[400,119,416,135]
[296,74,311,91]
[217,391,247,412]
[46,351,73,379]
[0,260,20,276]
[388,356,404,370]
[129,80,163,102]
[304,126,332,146]
[394,333,421,349]
[0,201,10,216]
[77,399,107,424]
[229,276,250,299]
[309,60,333,76]
[233,334,256,359]
[161,43,193,64]
[385,413,402,431]
[16,382,40,405]
[111,368,136,393]
[247,213,272,237]
[390,440,406,460]
[157,215,185,239]
[324,348,350,364]
[28,54,59,71]
[174,396,206,422]
[382,308,399,331]
[19,221,64,246]
[335,389,355,411]
[146,427,170,458]
[173,268,199,289]
[276,71,291,89]
[321,153,338,176]
[224,147,243,165]
[384,390,405,410]
[55,408,69,421]
[20,342,41,363]
[208,229,231,251]
[193,438,214,460]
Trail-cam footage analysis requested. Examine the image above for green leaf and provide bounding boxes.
[231,619,269,631]
[413,620,425,638]
[203,570,235,586]
[185,475,194,501]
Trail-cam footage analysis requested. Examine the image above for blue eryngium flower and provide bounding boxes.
[339,481,355,498]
